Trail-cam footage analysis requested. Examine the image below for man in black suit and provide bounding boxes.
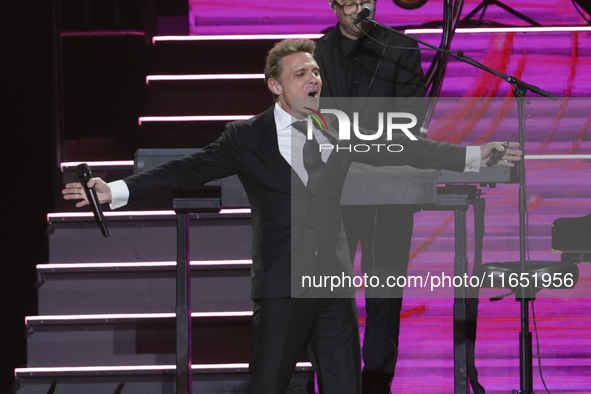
[314,2,429,392]
[63,39,520,394]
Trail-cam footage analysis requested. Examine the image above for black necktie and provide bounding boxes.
[292,120,325,188]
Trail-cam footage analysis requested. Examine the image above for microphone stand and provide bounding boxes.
[359,17,557,394]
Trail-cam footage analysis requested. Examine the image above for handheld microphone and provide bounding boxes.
[354,3,375,24]
[76,163,109,238]
[486,141,509,167]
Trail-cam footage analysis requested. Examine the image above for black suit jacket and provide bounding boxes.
[315,25,426,133]
[123,106,466,299]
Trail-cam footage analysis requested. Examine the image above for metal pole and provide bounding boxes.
[50,0,64,171]
[454,207,469,394]
[515,89,534,393]
[176,212,192,394]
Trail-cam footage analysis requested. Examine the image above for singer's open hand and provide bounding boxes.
[62,177,112,208]
[480,142,521,168]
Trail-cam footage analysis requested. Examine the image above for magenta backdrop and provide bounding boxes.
[185,1,591,392]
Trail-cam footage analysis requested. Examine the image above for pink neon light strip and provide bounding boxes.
[36,260,253,270]
[61,160,134,169]
[152,27,591,44]
[139,115,253,125]
[47,211,176,220]
[153,34,322,44]
[26,311,253,324]
[192,362,312,369]
[524,154,591,160]
[62,31,146,37]
[406,26,591,34]
[47,209,251,221]
[16,365,176,373]
[146,73,265,84]
[15,362,313,374]
[220,208,251,214]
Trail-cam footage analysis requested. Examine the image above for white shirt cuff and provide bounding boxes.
[464,146,481,172]
[108,180,130,210]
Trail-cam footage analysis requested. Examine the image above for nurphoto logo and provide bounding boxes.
[301,108,419,153]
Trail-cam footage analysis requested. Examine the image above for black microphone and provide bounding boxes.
[354,3,375,24]
[76,163,109,238]
[486,141,509,167]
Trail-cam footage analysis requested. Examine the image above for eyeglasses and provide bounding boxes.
[332,1,375,16]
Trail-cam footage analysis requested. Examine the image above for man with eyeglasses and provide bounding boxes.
[315,1,426,393]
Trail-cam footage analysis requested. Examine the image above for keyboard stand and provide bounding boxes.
[424,185,481,394]
[173,197,221,394]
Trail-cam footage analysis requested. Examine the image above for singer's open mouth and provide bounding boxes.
[307,91,318,98]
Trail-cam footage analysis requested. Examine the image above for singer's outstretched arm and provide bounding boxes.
[61,141,521,208]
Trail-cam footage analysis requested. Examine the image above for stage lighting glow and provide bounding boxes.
[139,115,253,125]
[406,26,591,34]
[36,260,253,270]
[25,311,254,324]
[61,161,134,169]
[146,73,265,84]
[525,154,591,160]
[153,34,322,44]
[15,362,313,374]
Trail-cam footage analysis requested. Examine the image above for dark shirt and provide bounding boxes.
[336,27,360,97]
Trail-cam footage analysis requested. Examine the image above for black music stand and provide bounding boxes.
[173,197,221,394]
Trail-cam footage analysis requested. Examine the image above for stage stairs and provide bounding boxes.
[15,35,314,394]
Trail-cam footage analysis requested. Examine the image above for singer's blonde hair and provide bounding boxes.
[264,39,316,102]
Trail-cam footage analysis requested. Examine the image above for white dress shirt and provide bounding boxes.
[274,102,332,186]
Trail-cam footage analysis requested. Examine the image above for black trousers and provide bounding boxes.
[341,205,415,379]
[247,297,361,394]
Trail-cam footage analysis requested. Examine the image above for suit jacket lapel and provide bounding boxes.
[249,106,293,184]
